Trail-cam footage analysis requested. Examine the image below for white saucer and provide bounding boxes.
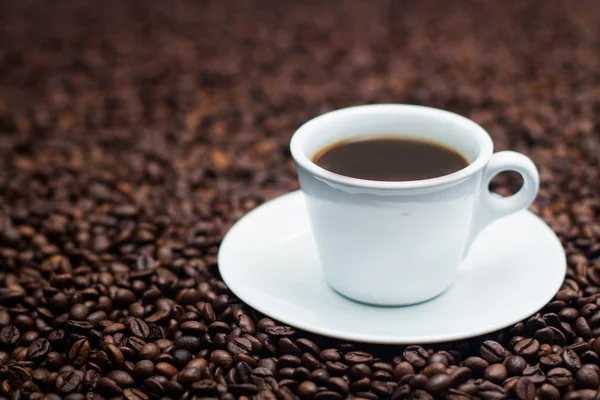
[219,191,566,344]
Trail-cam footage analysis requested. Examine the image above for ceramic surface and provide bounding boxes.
[219,191,566,344]
[290,105,540,305]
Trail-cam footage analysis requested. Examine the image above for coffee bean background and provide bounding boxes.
[1,0,600,399]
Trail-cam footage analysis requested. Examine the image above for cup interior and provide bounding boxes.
[291,104,493,189]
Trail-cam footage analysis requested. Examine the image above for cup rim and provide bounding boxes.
[290,104,494,190]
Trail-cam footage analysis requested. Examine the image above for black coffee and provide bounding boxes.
[312,136,469,181]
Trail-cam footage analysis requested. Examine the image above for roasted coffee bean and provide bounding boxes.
[251,367,274,381]
[448,367,471,387]
[515,377,535,400]
[144,309,170,324]
[563,390,592,400]
[457,381,478,395]
[320,349,341,362]
[394,361,415,380]
[514,338,540,358]
[504,355,527,375]
[64,394,86,400]
[523,365,546,384]
[575,367,600,389]
[539,383,561,400]
[463,356,489,374]
[350,363,372,379]
[538,343,552,357]
[236,314,255,335]
[145,375,169,395]
[174,336,202,353]
[314,390,343,400]
[258,357,278,373]
[373,362,394,374]
[179,321,206,336]
[66,320,93,333]
[68,339,89,367]
[228,383,259,395]
[279,367,295,379]
[265,326,295,337]
[547,367,572,388]
[234,361,252,382]
[327,377,349,395]
[422,362,446,377]
[508,336,527,349]
[0,325,20,346]
[82,368,100,391]
[68,305,89,321]
[311,368,331,385]
[351,377,372,392]
[228,337,253,355]
[55,370,84,394]
[344,351,373,365]
[540,354,563,369]
[127,318,150,339]
[133,360,155,379]
[296,338,320,356]
[559,307,579,321]
[560,289,582,303]
[178,367,202,387]
[211,350,233,369]
[105,343,124,367]
[373,370,392,381]
[371,380,395,396]
[480,341,506,363]
[404,346,429,368]
[426,353,447,367]
[113,289,136,308]
[563,348,582,370]
[301,352,321,370]
[425,373,451,393]
[154,362,178,378]
[504,376,520,393]
[409,389,435,400]
[325,361,348,375]
[297,380,317,398]
[446,389,471,400]
[477,381,506,400]
[243,333,262,353]
[20,330,39,346]
[278,337,301,356]
[535,327,566,345]
[96,377,123,397]
[13,315,34,332]
[279,354,301,368]
[123,388,149,400]
[484,364,508,383]
[292,367,310,381]
[106,370,135,388]
[569,341,589,354]
[173,349,193,369]
[26,339,50,360]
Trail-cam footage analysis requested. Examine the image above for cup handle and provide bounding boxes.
[462,151,540,259]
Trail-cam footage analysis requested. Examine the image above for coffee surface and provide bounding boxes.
[313,136,469,181]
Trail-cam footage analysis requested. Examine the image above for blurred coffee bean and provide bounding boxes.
[484,364,508,383]
[403,346,429,368]
[480,341,506,363]
[547,368,573,388]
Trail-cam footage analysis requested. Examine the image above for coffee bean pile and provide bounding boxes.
[1,0,600,399]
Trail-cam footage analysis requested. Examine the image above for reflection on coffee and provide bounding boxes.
[312,136,469,181]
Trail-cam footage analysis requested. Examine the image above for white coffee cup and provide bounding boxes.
[290,104,540,306]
